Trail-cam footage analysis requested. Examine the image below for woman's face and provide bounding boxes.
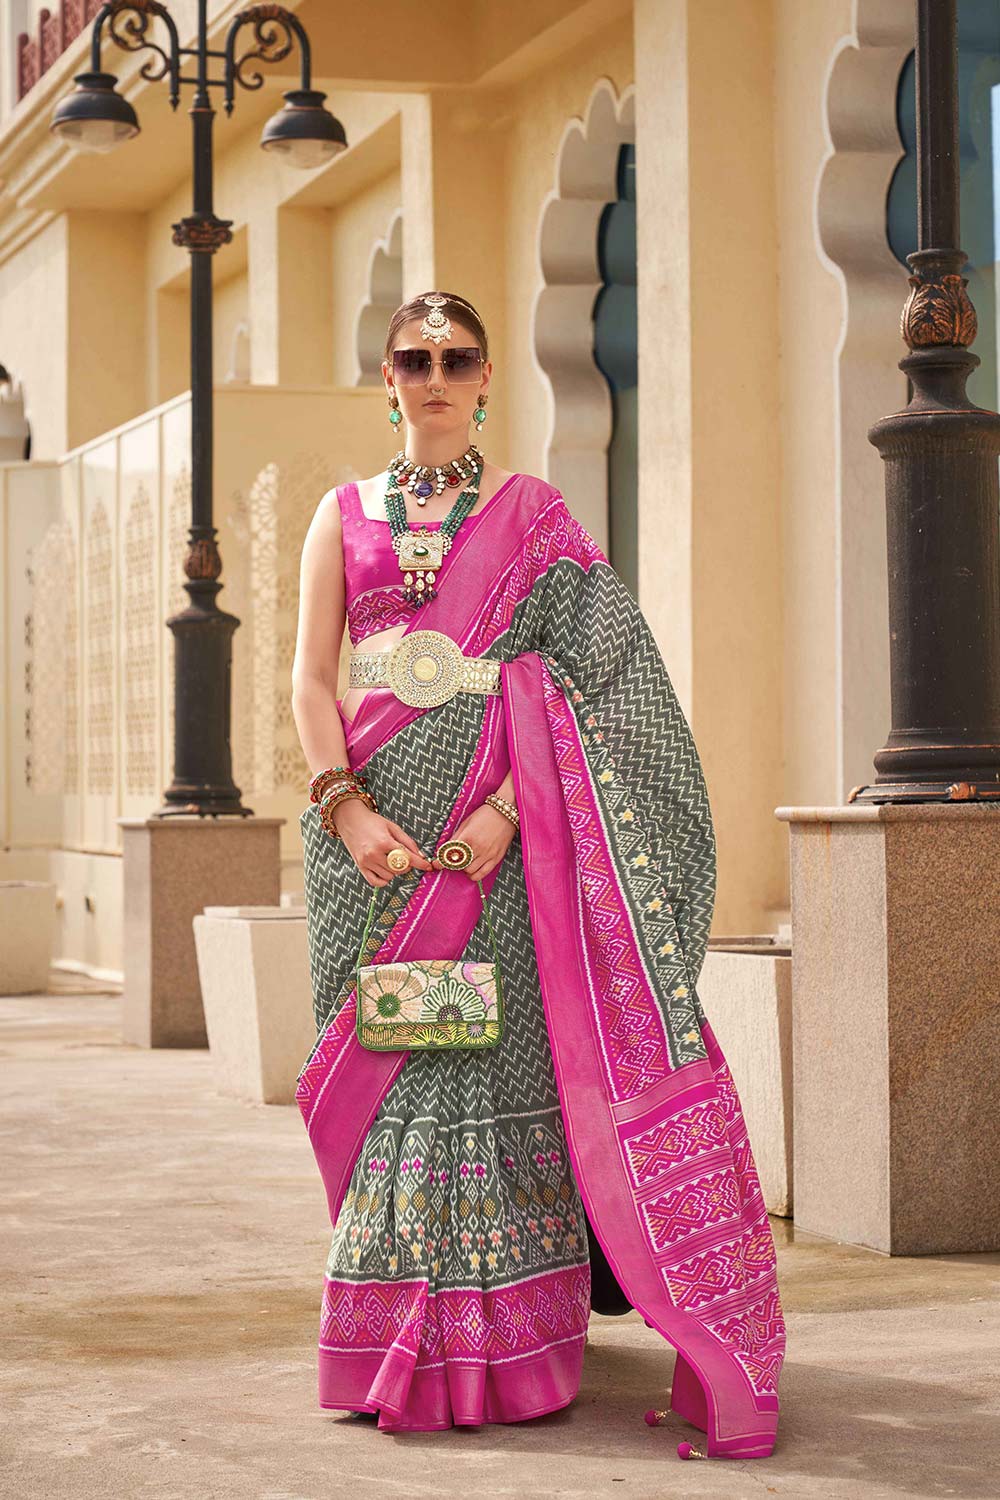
[382,315,491,441]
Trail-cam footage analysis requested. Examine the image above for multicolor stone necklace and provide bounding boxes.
[384,460,484,608]
[387,443,484,504]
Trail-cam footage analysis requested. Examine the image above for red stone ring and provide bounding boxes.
[435,838,474,870]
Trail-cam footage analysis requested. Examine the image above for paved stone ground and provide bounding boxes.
[3,980,999,1499]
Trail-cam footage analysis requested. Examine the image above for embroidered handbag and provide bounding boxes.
[354,878,504,1051]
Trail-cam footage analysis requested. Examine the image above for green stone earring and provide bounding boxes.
[474,393,488,433]
[388,393,402,427]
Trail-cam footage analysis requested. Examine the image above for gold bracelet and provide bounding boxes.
[321,786,376,818]
[319,786,377,838]
[484,791,519,828]
[309,764,367,805]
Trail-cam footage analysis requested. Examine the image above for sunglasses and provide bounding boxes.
[391,346,483,385]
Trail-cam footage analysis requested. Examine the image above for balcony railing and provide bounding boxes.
[17,1,104,102]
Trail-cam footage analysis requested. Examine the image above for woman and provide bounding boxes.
[291,291,785,1459]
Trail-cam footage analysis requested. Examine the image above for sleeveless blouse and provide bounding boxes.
[337,480,484,646]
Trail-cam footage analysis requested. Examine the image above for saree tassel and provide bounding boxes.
[645,1413,706,1461]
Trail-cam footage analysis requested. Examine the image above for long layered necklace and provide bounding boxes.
[384,459,483,608]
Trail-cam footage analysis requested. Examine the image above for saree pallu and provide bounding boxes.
[296,473,786,1456]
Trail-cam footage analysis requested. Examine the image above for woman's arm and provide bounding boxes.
[291,489,431,884]
[291,488,351,775]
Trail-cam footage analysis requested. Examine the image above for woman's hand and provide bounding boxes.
[433,801,517,881]
[330,797,434,887]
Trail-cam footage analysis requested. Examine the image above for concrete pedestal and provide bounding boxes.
[118,817,285,1049]
[699,941,793,1216]
[775,802,1000,1254]
[0,881,57,994]
[193,906,314,1105]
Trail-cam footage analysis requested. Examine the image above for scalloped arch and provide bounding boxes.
[532,77,635,550]
[815,0,913,794]
[354,209,404,387]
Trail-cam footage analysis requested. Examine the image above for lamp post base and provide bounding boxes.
[849,779,1000,805]
[159,575,251,818]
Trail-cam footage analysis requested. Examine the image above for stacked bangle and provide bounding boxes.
[319,779,377,839]
[310,764,367,805]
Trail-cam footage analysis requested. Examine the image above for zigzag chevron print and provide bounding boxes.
[296,487,783,1437]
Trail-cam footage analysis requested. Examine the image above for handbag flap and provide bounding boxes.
[357,958,499,1027]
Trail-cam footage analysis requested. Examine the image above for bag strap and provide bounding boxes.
[355,875,501,996]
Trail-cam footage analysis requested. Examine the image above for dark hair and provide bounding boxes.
[383,291,489,363]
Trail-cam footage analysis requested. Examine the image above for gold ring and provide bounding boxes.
[435,838,474,870]
[386,847,411,872]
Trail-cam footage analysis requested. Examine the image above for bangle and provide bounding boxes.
[484,792,519,828]
[319,785,377,839]
[310,764,367,805]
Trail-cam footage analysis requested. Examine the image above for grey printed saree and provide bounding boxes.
[296,472,785,1457]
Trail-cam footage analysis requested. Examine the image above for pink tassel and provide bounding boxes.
[645,1410,707,1459]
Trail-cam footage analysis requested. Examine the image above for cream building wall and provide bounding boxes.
[776,0,855,811]
[0,215,69,455]
[0,0,920,976]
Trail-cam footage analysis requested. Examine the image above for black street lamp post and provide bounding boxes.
[50,0,347,816]
[854,0,1000,804]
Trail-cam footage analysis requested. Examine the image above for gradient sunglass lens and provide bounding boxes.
[392,347,482,384]
[441,347,481,380]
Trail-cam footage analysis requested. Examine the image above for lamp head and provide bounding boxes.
[260,89,347,170]
[50,71,140,154]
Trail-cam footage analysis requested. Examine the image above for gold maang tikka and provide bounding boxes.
[419,293,454,345]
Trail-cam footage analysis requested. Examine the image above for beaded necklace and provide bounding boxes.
[384,460,483,608]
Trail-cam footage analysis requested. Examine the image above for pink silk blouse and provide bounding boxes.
[337,480,484,647]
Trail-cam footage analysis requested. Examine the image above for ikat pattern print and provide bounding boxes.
[622,1101,730,1184]
[347,583,412,645]
[541,667,704,1089]
[328,1110,588,1287]
[469,502,782,1407]
[464,496,605,657]
[617,1046,785,1399]
[319,1263,591,1366]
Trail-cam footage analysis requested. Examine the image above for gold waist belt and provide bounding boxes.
[348,629,502,708]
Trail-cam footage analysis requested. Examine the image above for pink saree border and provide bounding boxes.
[503,652,783,1458]
[296,690,508,1226]
[316,1262,590,1430]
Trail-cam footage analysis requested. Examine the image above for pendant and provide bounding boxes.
[397,529,445,571]
[385,457,482,608]
[398,528,445,605]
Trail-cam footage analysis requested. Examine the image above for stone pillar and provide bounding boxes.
[775,802,1000,1254]
[118,816,284,1048]
[635,0,785,937]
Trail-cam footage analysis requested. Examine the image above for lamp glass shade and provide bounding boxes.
[260,89,347,170]
[50,72,140,155]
